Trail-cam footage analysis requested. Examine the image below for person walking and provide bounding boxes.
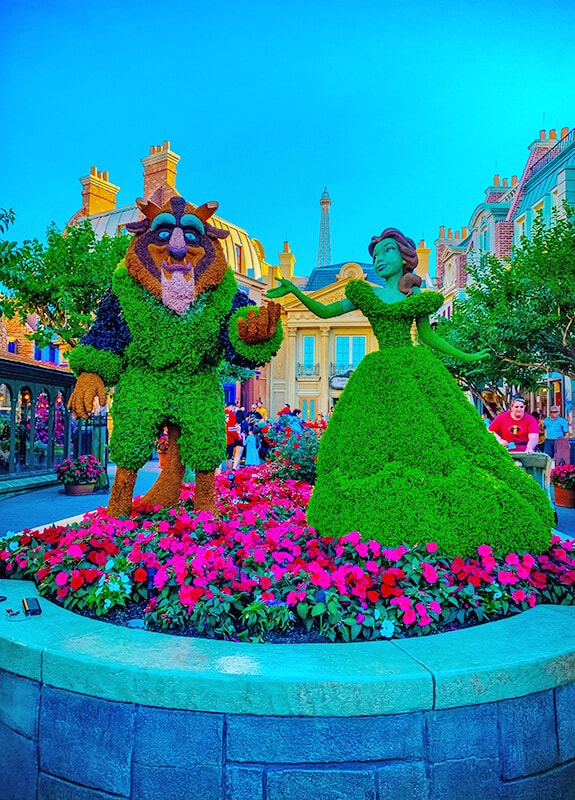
[488,397,539,453]
[543,406,569,459]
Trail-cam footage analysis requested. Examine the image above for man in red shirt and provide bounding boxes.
[224,401,238,470]
[489,397,539,453]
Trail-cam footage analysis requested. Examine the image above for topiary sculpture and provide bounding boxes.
[68,196,283,517]
[268,228,554,556]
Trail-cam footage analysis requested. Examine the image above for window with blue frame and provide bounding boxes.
[302,336,315,369]
[335,336,365,371]
[34,343,60,364]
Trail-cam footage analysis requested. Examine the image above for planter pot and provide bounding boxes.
[158,453,167,469]
[553,484,575,507]
[64,482,96,496]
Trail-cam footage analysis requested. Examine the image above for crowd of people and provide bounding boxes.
[222,399,328,471]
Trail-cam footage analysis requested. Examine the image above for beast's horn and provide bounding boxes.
[194,201,219,223]
[136,198,163,221]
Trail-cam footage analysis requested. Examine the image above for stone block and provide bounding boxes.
[134,706,223,767]
[225,765,264,800]
[500,760,575,800]
[131,763,221,800]
[39,686,134,795]
[226,712,424,763]
[555,682,575,761]
[0,668,40,737]
[37,773,129,800]
[0,724,38,800]
[377,761,428,800]
[430,757,501,800]
[498,691,559,779]
[428,703,498,762]
[266,767,376,800]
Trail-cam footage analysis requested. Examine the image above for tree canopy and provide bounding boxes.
[437,206,575,412]
[0,213,131,348]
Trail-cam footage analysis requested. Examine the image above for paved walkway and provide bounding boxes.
[0,461,160,536]
[1,462,575,540]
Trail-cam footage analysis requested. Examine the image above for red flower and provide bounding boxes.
[134,568,147,583]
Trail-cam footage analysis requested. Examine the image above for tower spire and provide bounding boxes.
[317,187,332,267]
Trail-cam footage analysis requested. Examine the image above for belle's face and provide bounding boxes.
[372,238,404,279]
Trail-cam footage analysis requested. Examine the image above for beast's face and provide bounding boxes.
[125,196,229,314]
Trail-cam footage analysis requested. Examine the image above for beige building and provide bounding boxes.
[270,242,430,420]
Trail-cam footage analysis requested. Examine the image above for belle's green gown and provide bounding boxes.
[307,280,554,555]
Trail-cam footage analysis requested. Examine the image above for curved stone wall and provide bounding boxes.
[1,578,575,800]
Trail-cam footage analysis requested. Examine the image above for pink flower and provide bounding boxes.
[403,608,416,625]
[355,542,369,558]
[356,612,365,624]
[478,544,492,557]
[497,570,519,585]
[505,553,520,566]
[512,589,526,603]
[66,544,83,559]
[429,600,441,615]
[426,541,438,553]
[253,548,266,564]
[55,571,69,586]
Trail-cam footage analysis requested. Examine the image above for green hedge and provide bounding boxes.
[307,344,554,556]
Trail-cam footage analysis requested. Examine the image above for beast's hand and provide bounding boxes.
[67,373,106,419]
[237,302,281,344]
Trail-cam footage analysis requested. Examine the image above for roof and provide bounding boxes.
[304,263,383,292]
[514,134,575,219]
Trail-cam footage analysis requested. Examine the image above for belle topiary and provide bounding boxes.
[67,196,283,517]
[268,228,554,556]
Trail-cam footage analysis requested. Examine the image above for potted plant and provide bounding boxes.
[56,454,105,496]
[550,463,575,507]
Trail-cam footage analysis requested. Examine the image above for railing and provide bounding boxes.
[329,363,357,377]
[529,127,575,180]
[296,362,320,377]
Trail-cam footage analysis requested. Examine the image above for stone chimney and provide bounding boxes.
[79,167,119,216]
[141,141,180,202]
[278,241,296,280]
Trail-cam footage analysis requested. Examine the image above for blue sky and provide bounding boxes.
[2,0,575,277]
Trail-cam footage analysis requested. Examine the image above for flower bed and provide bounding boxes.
[1,464,574,643]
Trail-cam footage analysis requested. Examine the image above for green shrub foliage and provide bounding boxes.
[69,261,283,472]
[307,281,554,556]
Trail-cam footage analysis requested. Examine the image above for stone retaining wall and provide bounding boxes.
[1,579,575,800]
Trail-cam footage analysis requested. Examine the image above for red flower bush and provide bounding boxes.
[1,464,574,642]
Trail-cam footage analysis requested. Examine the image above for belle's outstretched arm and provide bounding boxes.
[267,278,355,319]
[416,317,489,362]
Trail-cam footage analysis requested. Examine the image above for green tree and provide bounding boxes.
[437,205,575,411]
[0,213,131,348]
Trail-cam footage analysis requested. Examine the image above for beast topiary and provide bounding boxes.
[268,228,554,556]
[67,196,283,517]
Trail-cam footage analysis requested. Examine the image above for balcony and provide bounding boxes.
[329,363,356,377]
[296,362,320,378]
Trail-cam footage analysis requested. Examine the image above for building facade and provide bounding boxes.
[435,126,575,418]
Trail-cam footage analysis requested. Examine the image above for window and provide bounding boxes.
[234,244,243,272]
[335,336,366,372]
[48,345,60,364]
[479,226,489,251]
[7,338,18,354]
[302,336,315,369]
[34,344,43,361]
[300,399,316,421]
